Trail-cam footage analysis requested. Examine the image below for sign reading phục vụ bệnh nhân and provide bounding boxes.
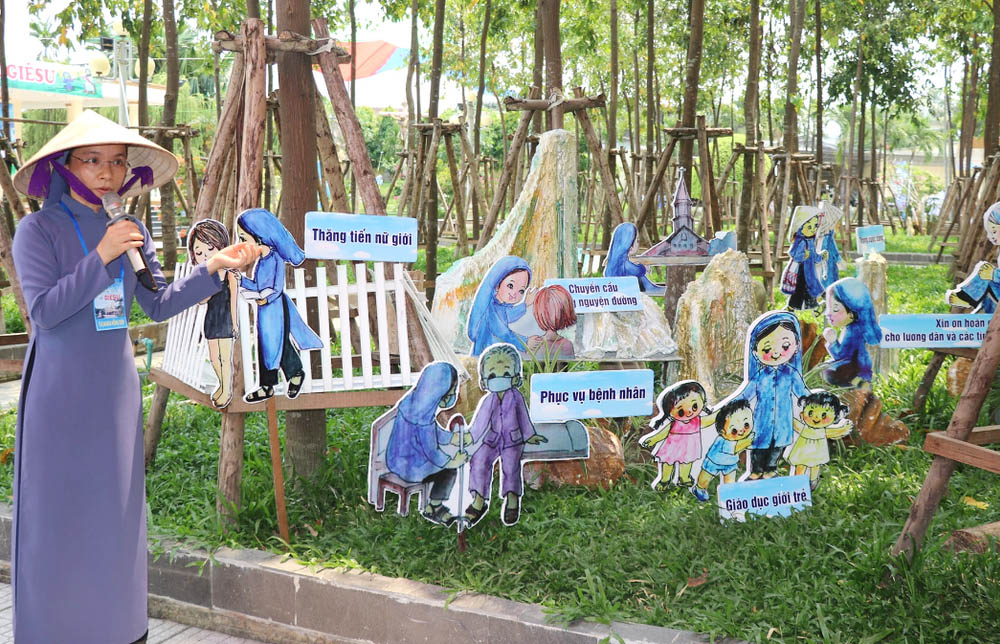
[304,212,418,262]
[529,369,654,422]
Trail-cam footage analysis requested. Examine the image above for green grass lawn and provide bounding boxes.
[0,262,995,642]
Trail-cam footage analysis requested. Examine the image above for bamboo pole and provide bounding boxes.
[444,134,469,256]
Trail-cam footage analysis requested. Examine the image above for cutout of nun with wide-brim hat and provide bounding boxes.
[12,109,179,203]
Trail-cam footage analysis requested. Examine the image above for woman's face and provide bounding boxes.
[190,238,219,266]
[66,144,128,200]
[986,218,1000,245]
[754,325,798,367]
[237,225,253,244]
[800,217,819,237]
[495,270,530,304]
[825,296,854,329]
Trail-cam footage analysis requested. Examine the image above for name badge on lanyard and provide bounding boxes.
[61,203,129,332]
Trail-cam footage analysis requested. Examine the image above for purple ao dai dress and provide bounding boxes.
[11,194,222,643]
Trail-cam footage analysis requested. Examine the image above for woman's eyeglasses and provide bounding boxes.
[70,155,129,171]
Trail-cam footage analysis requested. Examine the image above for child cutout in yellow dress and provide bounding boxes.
[788,391,853,490]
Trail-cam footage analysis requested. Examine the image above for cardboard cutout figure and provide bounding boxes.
[640,380,718,489]
[370,361,469,526]
[236,208,323,402]
[815,202,844,288]
[946,203,1000,314]
[821,277,883,388]
[781,206,827,309]
[789,390,853,490]
[464,343,548,526]
[187,219,238,407]
[467,256,536,356]
[727,311,810,479]
[604,222,662,292]
[690,398,755,501]
[526,284,577,359]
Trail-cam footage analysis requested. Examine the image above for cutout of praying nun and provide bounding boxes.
[464,343,547,526]
[187,219,238,407]
[383,362,469,526]
[604,222,662,293]
[236,208,323,403]
[466,256,535,356]
[822,278,883,388]
[946,203,1000,314]
[781,206,827,310]
[726,310,809,480]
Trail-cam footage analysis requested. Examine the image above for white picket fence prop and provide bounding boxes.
[162,261,464,398]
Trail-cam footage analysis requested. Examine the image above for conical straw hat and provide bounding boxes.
[787,205,822,240]
[13,109,179,200]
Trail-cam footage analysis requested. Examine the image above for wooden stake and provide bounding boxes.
[573,87,625,228]
[266,397,291,543]
[194,54,245,222]
[444,134,469,257]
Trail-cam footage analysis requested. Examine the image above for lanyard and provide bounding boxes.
[59,202,125,281]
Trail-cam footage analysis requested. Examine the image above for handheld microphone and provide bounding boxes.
[101,191,159,292]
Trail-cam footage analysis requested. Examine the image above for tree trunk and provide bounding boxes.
[644,0,655,237]
[985,1,1000,159]
[738,0,761,253]
[349,0,357,212]
[278,0,326,480]
[156,0,179,272]
[783,0,804,155]
[606,0,619,249]
[425,0,445,302]
[532,3,544,138]
[679,0,705,182]
[138,0,152,127]
[845,38,862,231]
[473,0,492,244]
[540,0,563,129]
[813,0,822,164]
[945,63,956,184]
[765,14,774,145]
[857,95,866,226]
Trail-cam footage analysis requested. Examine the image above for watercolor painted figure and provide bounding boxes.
[464,343,547,526]
[690,399,755,502]
[788,391,853,490]
[946,204,1000,314]
[467,256,536,356]
[822,278,884,388]
[639,380,718,489]
[815,203,844,289]
[526,284,577,359]
[188,219,239,407]
[730,311,810,479]
[383,362,470,526]
[782,207,828,310]
[604,222,662,292]
[236,208,324,402]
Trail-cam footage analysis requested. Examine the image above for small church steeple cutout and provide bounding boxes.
[640,167,710,257]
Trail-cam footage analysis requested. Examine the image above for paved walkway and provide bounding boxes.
[0,583,267,643]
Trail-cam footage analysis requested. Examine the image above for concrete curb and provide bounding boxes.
[0,507,739,644]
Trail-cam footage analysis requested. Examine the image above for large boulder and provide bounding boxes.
[430,130,580,353]
[523,421,625,489]
[947,357,974,396]
[672,250,765,402]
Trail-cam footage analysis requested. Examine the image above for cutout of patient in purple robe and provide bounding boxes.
[526,284,577,359]
[821,277,883,389]
[466,256,536,356]
[781,207,827,310]
[382,361,470,526]
[946,204,1000,314]
[188,219,237,407]
[604,222,661,292]
[236,208,324,403]
[463,343,547,527]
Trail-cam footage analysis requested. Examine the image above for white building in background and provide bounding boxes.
[4,60,166,138]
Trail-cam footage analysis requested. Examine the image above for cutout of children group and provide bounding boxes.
[186,209,322,407]
[641,310,857,500]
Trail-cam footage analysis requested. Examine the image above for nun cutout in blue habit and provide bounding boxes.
[728,310,809,477]
[604,222,661,292]
[820,231,841,289]
[467,256,532,356]
[237,208,323,401]
[822,278,882,386]
[947,206,1000,313]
